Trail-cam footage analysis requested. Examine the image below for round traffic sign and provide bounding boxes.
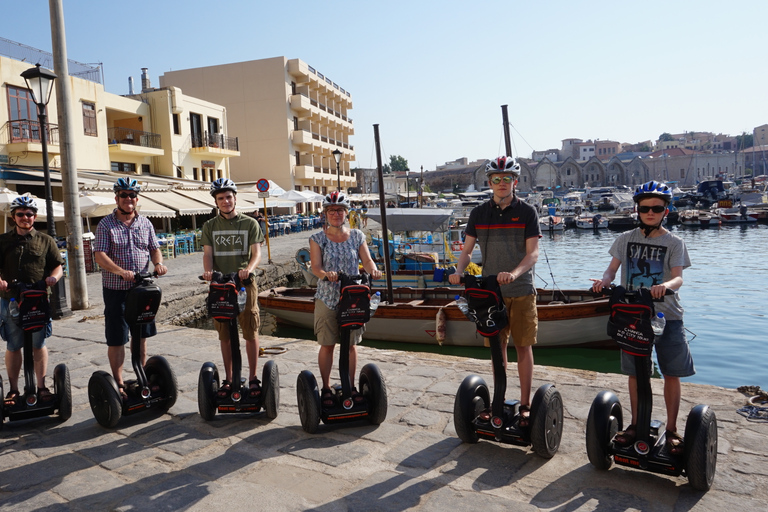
[256,179,270,192]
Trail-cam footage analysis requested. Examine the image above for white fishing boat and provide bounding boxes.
[575,213,609,230]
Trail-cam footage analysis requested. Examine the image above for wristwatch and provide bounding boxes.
[154,262,163,267]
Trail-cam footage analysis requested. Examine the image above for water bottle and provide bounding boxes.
[369,292,381,316]
[455,295,472,320]
[237,287,247,312]
[651,312,666,336]
[8,297,19,320]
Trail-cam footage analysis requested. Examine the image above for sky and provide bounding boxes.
[4,0,767,172]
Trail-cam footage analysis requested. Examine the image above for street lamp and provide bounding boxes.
[332,149,342,192]
[22,63,70,318]
[405,168,410,207]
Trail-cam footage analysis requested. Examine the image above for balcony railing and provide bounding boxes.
[5,119,59,145]
[191,131,239,151]
[108,127,161,149]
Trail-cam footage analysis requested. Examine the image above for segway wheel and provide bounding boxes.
[586,390,623,470]
[296,370,320,434]
[53,363,72,421]
[198,362,219,421]
[684,404,718,491]
[453,375,490,444]
[146,356,178,412]
[530,384,564,458]
[262,359,280,419]
[360,363,387,425]
[88,371,122,428]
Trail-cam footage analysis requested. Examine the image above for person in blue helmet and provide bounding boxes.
[590,180,693,455]
[94,178,167,400]
[0,196,64,405]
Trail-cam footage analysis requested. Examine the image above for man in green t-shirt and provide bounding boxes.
[201,179,265,398]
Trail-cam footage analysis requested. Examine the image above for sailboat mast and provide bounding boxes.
[501,105,512,157]
[373,124,394,304]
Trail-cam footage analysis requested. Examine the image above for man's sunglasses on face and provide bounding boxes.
[637,205,666,214]
[14,212,35,218]
[119,192,138,199]
[490,176,514,184]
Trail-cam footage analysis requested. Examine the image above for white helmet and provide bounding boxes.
[485,156,520,177]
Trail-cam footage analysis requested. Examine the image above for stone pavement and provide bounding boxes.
[2,223,768,510]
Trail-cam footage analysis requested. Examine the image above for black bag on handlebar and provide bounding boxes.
[337,273,371,329]
[18,288,50,333]
[124,278,162,326]
[607,286,655,356]
[207,274,240,321]
[463,275,508,337]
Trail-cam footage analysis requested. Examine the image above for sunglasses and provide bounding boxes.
[490,176,514,184]
[14,212,36,218]
[118,192,138,199]
[637,205,666,214]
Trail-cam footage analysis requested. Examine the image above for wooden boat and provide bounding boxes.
[575,213,609,230]
[258,286,612,348]
[539,215,565,231]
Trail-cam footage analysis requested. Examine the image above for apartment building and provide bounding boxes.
[160,57,356,197]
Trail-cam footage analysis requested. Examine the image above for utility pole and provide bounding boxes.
[50,0,89,310]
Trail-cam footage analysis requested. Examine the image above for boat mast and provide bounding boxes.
[501,105,513,157]
[373,124,394,304]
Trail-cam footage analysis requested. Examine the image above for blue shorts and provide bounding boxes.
[621,319,695,378]
[0,298,52,351]
[103,288,157,347]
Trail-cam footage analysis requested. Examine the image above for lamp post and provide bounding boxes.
[405,168,410,207]
[332,149,342,192]
[22,63,71,319]
[419,165,424,208]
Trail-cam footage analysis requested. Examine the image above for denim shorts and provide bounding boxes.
[0,298,51,351]
[621,319,695,378]
[103,287,157,347]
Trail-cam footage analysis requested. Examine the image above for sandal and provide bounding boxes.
[321,387,335,407]
[37,387,55,401]
[4,389,20,405]
[350,388,364,404]
[217,380,231,399]
[665,430,684,455]
[248,377,262,398]
[518,404,531,428]
[117,384,128,402]
[613,424,637,446]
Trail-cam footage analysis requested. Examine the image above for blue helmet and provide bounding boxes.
[10,195,38,212]
[114,177,141,193]
[634,180,672,204]
[210,178,237,197]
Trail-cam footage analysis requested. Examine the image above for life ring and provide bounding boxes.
[452,241,464,251]
[401,243,412,251]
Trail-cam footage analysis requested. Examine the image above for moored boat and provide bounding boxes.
[575,213,609,230]
[539,215,565,231]
[679,209,718,227]
[714,207,759,223]
[258,286,612,348]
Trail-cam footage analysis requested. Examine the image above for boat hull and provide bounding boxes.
[259,287,612,348]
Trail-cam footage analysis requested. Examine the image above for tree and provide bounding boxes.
[736,132,754,150]
[389,155,409,174]
[659,132,674,142]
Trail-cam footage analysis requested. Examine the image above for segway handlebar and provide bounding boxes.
[321,271,368,282]
[6,279,48,292]
[198,271,254,286]
[596,286,675,301]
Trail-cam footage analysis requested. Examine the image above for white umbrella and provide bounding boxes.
[79,192,116,232]
[1,193,66,231]
[278,190,322,203]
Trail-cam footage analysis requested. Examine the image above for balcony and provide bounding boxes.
[290,93,311,113]
[3,120,60,155]
[292,129,314,148]
[107,127,164,157]
[190,131,240,157]
[295,164,317,180]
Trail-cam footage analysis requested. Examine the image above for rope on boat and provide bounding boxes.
[260,347,287,355]
[736,386,768,421]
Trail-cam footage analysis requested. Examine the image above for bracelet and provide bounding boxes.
[154,262,162,267]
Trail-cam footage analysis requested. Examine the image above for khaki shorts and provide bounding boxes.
[214,278,260,342]
[484,294,538,348]
[314,299,364,347]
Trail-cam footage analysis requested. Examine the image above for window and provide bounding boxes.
[141,164,150,175]
[111,162,136,173]
[172,114,180,135]
[82,102,97,136]
[7,85,39,142]
[295,151,300,165]
[176,166,184,178]
[193,167,199,181]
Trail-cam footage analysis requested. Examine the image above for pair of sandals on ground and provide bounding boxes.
[613,424,684,455]
[321,387,364,407]
[478,404,531,427]
[215,377,261,399]
[4,387,55,405]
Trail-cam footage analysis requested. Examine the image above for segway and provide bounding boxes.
[586,287,717,491]
[1,280,71,427]
[453,275,563,458]
[296,272,387,434]
[88,272,177,428]
[197,271,279,420]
